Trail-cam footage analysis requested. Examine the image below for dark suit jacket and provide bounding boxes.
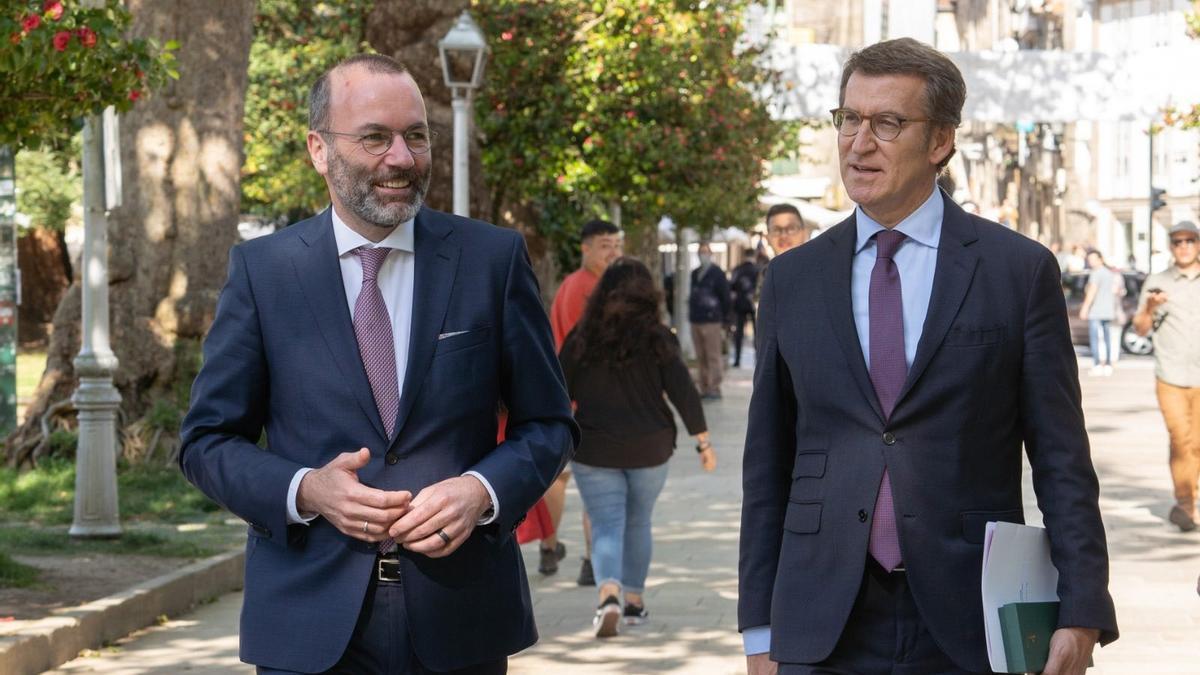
[737,194,1117,671]
[180,207,578,673]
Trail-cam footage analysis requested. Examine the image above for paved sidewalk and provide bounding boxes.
[47,355,1200,674]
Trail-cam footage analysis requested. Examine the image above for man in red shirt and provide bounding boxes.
[546,219,621,581]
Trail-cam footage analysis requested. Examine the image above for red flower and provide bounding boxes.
[129,90,141,101]
[52,30,70,51]
[21,14,41,32]
[43,0,63,21]
[75,26,97,48]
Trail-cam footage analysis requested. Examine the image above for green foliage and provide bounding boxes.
[14,132,80,232]
[0,550,39,588]
[241,0,373,224]
[474,0,785,254]
[47,428,77,457]
[146,399,181,433]
[1164,2,1200,129]
[0,0,177,148]
[0,457,221,525]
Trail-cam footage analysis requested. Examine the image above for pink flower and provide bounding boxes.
[21,14,41,32]
[52,30,70,51]
[75,26,96,48]
[43,1,64,21]
[501,31,513,41]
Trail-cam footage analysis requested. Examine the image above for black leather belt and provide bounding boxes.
[376,554,403,583]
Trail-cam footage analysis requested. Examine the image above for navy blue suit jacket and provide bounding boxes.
[180,207,577,672]
[737,194,1117,671]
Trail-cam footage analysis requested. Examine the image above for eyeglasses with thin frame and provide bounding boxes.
[1170,237,1198,248]
[829,108,932,142]
[769,224,802,237]
[316,126,438,156]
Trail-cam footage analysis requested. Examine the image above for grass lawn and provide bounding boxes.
[0,458,224,526]
[0,459,238,589]
[0,551,39,588]
[2,352,241,591]
[16,351,47,425]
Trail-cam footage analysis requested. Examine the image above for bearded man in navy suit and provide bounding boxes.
[181,54,577,674]
[738,39,1117,675]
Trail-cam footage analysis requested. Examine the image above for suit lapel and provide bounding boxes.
[392,208,460,442]
[895,194,980,409]
[821,216,886,424]
[291,211,388,441]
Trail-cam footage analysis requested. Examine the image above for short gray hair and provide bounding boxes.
[839,38,965,169]
[308,54,410,131]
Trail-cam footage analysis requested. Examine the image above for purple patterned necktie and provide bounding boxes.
[353,246,399,438]
[354,246,399,554]
[867,229,907,572]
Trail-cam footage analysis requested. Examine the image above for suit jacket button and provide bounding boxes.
[882,432,896,445]
[858,509,868,523]
[385,452,399,466]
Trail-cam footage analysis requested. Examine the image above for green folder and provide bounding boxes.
[998,601,1059,673]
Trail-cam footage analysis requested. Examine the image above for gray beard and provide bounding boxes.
[327,148,430,228]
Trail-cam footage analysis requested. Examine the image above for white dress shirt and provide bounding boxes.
[286,207,497,526]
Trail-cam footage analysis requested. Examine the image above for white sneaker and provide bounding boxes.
[1102,365,1113,376]
[1089,366,1103,377]
[593,596,621,638]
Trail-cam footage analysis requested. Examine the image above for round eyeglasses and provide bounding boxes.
[316,127,438,156]
[829,108,931,142]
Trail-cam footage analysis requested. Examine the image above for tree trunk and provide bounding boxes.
[16,228,71,348]
[5,0,255,463]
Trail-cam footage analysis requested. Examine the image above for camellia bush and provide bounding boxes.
[474,0,784,264]
[0,0,176,148]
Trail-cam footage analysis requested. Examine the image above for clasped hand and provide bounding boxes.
[296,448,491,557]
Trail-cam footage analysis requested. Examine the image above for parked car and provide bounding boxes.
[1061,269,1153,356]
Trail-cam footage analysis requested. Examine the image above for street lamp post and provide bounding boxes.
[70,109,122,538]
[438,11,488,218]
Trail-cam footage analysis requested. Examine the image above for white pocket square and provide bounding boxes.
[438,330,469,340]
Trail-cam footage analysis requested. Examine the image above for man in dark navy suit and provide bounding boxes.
[738,39,1117,675]
[180,54,576,674]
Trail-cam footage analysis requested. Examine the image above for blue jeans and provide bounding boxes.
[572,461,669,595]
[1088,318,1113,366]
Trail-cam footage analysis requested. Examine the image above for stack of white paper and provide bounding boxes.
[980,521,1061,673]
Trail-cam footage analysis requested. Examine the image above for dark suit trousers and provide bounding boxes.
[732,310,754,367]
[257,572,507,675]
[778,560,993,675]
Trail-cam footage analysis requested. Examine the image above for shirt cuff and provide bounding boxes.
[462,470,499,525]
[286,467,319,525]
[743,625,771,655]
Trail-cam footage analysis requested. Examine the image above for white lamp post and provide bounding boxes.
[438,11,488,218]
[70,108,122,538]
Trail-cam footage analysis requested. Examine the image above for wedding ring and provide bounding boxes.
[361,520,369,534]
[436,528,451,545]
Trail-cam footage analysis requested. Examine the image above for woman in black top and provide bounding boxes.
[559,257,716,639]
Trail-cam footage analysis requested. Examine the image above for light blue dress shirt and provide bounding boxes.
[743,186,943,656]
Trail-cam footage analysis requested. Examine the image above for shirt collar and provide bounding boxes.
[1169,265,1200,281]
[854,185,944,254]
[331,205,415,256]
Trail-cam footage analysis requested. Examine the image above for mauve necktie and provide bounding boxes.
[867,229,907,572]
[354,246,399,438]
[353,246,399,554]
